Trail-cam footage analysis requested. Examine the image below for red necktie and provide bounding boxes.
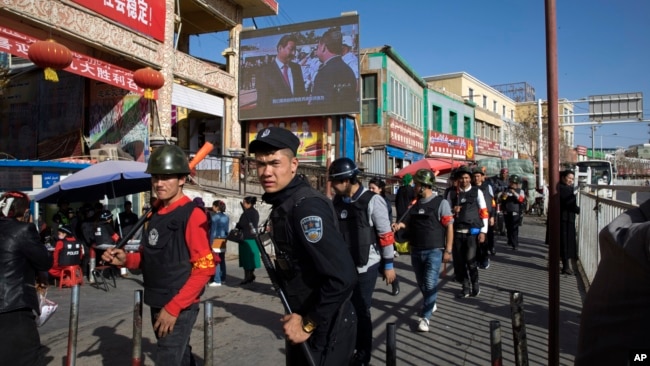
[282,64,290,88]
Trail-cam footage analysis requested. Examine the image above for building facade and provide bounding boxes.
[1,0,278,162]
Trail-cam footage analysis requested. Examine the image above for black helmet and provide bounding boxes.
[328,158,360,181]
[413,169,435,187]
[509,174,521,184]
[146,145,190,175]
[455,165,472,178]
[58,225,74,236]
[100,210,113,221]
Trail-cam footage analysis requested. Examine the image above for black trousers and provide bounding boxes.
[452,232,479,289]
[0,309,45,366]
[504,213,521,249]
[286,300,357,366]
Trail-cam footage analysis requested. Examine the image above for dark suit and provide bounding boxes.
[256,61,306,110]
[559,182,579,266]
[311,56,358,113]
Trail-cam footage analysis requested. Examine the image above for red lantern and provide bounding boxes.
[27,39,73,82]
[133,67,165,99]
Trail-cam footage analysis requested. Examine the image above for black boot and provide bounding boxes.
[240,270,254,285]
[391,279,400,296]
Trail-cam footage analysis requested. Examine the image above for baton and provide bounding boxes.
[254,232,317,366]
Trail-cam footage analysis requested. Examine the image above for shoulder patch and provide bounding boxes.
[300,216,323,243]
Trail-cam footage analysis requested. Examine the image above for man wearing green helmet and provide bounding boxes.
[499,174,526,250]
[392,168,454,332]
[102,144,216,365]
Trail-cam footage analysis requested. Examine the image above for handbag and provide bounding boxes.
[36,287,58,327]
[226,228,243,242]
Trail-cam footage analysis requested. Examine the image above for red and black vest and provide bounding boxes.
[57,237,83,266]
[141,202,198,308]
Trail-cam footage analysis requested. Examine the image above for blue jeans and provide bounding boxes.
[350,262,379,363]
[214,252,226,283]
[150,303,199,366]
[410,248,443,319]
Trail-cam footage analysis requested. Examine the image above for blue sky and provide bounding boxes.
[190,0,650,150]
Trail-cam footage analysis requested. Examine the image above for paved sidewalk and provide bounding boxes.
[39,216,582,365]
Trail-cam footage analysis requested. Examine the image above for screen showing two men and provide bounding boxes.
[239,15,360,120]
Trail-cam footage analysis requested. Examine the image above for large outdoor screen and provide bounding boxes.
[239,15,360,120]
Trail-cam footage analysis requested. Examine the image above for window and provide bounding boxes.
[468,88,474,102]
[450,111,458,135]
[510,110,514,120]
[483,95,487,109]
[389,76,423,127]
[432,105,442,131]
[502,105,506,117]
[493,100,497,113]
[361,74,378,124]
[463,116,471,138]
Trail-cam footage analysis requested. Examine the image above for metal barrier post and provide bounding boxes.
[66,284,80,366]
[88,247,96,283]
[386,322,396,366]
[490,320,503,366]
[204,301,214,366]
[510,291,529,366]
[132,290,143,366]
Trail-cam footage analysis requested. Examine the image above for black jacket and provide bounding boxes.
[0,218,52,314]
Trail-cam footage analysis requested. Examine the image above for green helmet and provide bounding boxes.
[509,174,521,184]
[146,145,191,175]
[413,169,435,187]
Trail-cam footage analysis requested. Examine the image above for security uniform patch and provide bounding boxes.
[300,216,323,243]
[148,228,159,246]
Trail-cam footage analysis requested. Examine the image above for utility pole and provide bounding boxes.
[537,99,544,188]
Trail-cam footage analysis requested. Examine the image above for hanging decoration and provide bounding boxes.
[27,39,73,82]
[133,67,164,99]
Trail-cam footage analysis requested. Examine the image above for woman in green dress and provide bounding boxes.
[236,196,260,284]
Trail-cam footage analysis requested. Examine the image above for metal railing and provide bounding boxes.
[576,184,644,284]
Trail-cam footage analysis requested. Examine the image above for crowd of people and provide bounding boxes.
[6,131,620,365]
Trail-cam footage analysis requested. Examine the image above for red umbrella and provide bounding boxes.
[394,158,465,178]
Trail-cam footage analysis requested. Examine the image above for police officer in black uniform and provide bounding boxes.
[500,174,526,250]
[249,127,358,366]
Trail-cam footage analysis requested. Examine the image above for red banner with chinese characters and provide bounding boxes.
[388,118,425,153]
[428,132,474,160]
[71,0,165,42]
[0,26,150,97]
[475,137,501,157]
[500,149,514,159]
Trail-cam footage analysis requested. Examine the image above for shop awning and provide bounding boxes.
[172,83,224,117]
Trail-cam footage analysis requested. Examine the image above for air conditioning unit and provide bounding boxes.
[91,147,119,162]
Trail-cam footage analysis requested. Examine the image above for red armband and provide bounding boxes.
[377,231,395,247]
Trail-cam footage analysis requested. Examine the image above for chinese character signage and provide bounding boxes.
[388,118,424,153]
[0,26,150,96]
[475,137,501,157]
[428,132,474,160]
[71,0,165,42]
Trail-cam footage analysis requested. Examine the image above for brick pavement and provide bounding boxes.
[39,215,582,365]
